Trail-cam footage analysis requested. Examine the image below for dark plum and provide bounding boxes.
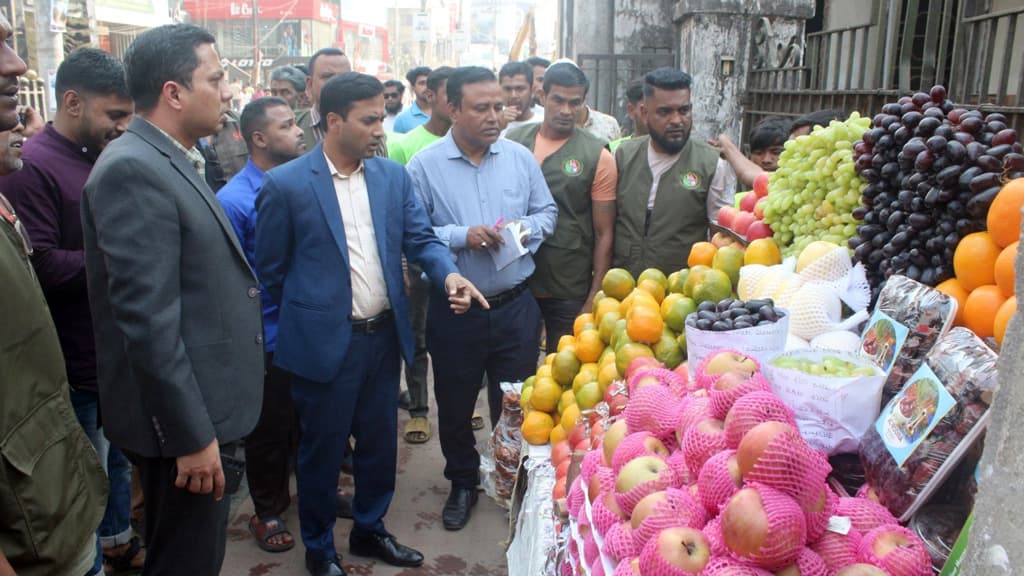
[930,85,947,102]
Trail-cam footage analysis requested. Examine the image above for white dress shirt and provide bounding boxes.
[325,153,390,320]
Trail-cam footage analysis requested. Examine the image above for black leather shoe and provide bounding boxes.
[305,552,347,576]
[336,490,353,519]
[349,530,424,567]
[398,389,412,411]
[442,487,478,531]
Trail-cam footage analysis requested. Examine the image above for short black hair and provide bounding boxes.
[320,72,383,121]
[447,66,496,109]
[269,65,306,93]
[308,47,346,76]
[749,116,792,152]
[526,56,550,70]
[499,61,533,86]
[405,66,431,86]
[426,66,454,93]
[791,109,846,133]
[55,47,129,107]
[124,24,216,111]
[643,67,692,98]
[542,62,588,94]
[625,80,644,104]
[239,96,290,148]
[383,79,405,94]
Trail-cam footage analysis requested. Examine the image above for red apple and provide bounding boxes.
[615,455,670,494]
[859,525,932,576]
[703,351,758,376]
[630,490,668,530]
[737,421,799,478]
[602,420,631,466]
[745,220,774,240]
[754,196,767,219]
[590,421,607,444]
[573,437,592,453]
[569,420,588,448]
[640,526,712,575]
[552,475,567,500]
[551,439,571,467]
[605,379,628,404]
[740,192,758,212]
[733,211,757,235]
[753,172,770,198]
[556,458,570,480]
[608,394,629,417]
[721,486,805,569]
[673,362,689,382]
[712,370,754,392]
[834,565,887,576]
[717,205,738,228]
[626,356,663,382]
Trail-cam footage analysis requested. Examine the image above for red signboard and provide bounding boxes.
[183,0,338,23]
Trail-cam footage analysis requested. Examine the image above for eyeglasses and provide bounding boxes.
[383,93,400,99]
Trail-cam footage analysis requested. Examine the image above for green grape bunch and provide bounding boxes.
[762,113,872,257]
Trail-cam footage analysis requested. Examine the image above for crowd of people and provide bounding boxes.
[0,17,845,576]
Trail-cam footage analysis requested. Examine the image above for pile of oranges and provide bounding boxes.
[938,179,1023,345]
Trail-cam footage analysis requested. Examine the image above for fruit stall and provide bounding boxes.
[498,87,1017,576]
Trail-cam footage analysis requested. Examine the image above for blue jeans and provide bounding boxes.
[70,388,133,574]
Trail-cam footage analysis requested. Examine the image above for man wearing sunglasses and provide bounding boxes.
[382,79,404,133]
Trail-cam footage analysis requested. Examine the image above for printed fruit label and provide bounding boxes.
[859,309,910,375]
[876,362,956,467]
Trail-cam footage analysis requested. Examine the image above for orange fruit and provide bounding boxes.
[572,363,599,393]
[602,268,636,300]
[662,295,697,332]
[683,265,710,297]
[556,334,576,353]
[987,178,1024,248]
[615,342,654,375]
[963,285,1007,339]
[712,245,745,286]
[953,232,1002,291]
[994,296,1017,346]
[530,377,561,412]
[995,241,1018,298]
[575,329,604,363]
[598,310,622,343]
[574,313,596,337]
[688,241,718,268]
[551,349,582,387]
[558,389,576,414]
[594,297,620,321]
[935,278,970,326]
[626,304,664,343]
[598,361,620,389]
[536,364,553,380]
[620,289,659,316]
[745,238,782,266]
[638,268,668,291]
[521,411,555,445]
[519,386,533,411]
[667,269,689,294]
[548,424,567,445]
[561,403,582,432]
[544,353,556,366]
[637,278,667,303]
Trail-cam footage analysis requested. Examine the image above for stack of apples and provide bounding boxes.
[717,173,774,241]
[561,348,932,576]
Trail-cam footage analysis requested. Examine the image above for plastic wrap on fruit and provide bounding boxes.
[872,276,956,404]
[487,382,524,506]
[859,328,996,521]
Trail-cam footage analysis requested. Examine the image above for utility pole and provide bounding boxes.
[252,0,260,87]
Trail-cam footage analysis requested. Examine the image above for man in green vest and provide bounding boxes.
[612,67,735,277]
[507,62,618,351]
[0,13,107,573]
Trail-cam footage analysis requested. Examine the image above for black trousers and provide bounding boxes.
[428,287,541,489]
[127,448,233,575]
[537,296,586,355]
[244,351,299,518]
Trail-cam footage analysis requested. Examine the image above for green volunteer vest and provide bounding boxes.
[612,135,720,276]
[507,124,606,300]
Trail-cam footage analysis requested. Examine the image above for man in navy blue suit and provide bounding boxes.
[254,72,487,576]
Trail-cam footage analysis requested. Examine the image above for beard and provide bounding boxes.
[385,102,402,114]
[649,125,690,155]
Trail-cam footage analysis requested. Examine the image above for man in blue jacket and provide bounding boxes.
[255,72,486,576]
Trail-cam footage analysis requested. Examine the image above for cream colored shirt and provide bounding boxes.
[325,153,390,320]
[646,141,735,219]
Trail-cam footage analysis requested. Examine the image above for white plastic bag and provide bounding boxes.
[685,309,790,371]
[764,349,885,455]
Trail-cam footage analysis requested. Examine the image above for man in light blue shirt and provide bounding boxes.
[392,66,431,133]
[406,66,556,532]
[217,96,306,553]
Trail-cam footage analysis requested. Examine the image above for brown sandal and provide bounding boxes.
[248,514,295,553]
[102,536,145,574]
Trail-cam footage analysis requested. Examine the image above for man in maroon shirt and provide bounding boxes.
[0,47,139,573]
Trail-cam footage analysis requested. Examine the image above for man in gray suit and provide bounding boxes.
[81,24,264,574]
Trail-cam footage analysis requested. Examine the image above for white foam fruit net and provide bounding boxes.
[724,391,798,450]
[697,449,742,516]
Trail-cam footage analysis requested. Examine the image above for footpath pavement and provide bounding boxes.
[220,384,512,576]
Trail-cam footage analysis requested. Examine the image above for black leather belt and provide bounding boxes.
[351,310,393,333]
[483,282,528,309]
